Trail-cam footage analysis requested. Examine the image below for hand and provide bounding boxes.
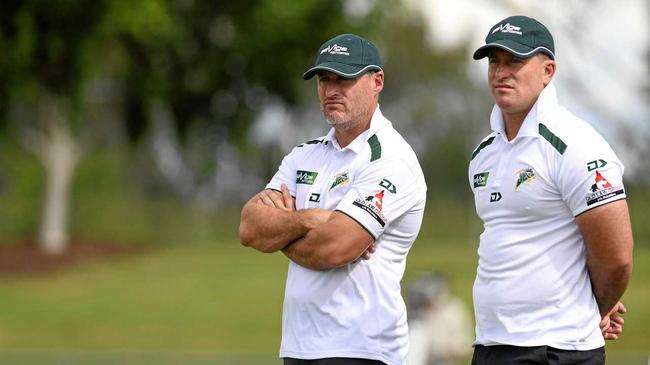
[353,245,376,263]
[256,184,295,211]
[600,301,626,340]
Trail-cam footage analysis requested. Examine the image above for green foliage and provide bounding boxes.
[119,0,372,147]
[627,185,650,243]
[0,142,42,242]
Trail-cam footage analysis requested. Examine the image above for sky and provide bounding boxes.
[407,0,649,171]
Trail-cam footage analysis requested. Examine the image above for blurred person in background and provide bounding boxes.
[406,273,472,365]
[239,33,427,365]
[468,15,633,365]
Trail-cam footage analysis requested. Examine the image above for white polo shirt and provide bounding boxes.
[266,107,427,365]
[468,82,626,350]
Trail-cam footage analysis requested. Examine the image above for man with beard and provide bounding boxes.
[239,33,427,365]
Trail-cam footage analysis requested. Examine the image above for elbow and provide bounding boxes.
[238,208,254,247]
[620,260,633,279]
[238,222,253,248]
[238,223,276,253]
[605,257,633,283]
[613,250,634,277]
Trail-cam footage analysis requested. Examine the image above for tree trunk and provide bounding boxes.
[25,92,80,254]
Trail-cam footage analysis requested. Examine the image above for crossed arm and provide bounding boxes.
[576,199,633,340]
[239,185,375,270]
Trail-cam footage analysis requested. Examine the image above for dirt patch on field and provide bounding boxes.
[0,241,151,278]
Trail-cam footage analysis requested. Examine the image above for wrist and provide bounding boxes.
[297,208,331,231]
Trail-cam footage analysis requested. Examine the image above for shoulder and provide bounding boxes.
[284,135,329,157]
[296,137,328,148]
[361,127,425,184]
[470,132,498,161]
[540,108,615,158]
[368,125,419,164]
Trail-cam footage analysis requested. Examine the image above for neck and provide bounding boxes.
[335,119,371,148]
[334,105,376,148]
[502,111,528,141]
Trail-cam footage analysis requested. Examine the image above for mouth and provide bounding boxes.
[324,100,344,106]
[494,84,514,91]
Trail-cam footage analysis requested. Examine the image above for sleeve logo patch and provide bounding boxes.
[585,170,624,206]
[296,170,318,185]
[473,172,489,188]
[352,190,387,227]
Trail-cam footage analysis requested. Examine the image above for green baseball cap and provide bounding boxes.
[303,33,383,80]
[473,15,555,60]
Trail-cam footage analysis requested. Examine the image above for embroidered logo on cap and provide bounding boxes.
[320,44,350,56]
[491,23,522,35]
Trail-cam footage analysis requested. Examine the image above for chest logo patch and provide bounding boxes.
[473,172,489,188]
[296,170,318,185]
[329,172,350,191]
[515,168,536,190]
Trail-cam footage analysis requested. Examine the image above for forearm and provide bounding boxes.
[282,237,333,270]
[239,202,324,253]
[578,199,634,316]
[588,261,632,316]
[282,212,374,270]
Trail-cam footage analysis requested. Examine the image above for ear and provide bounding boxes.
[372,71,384,94]
[542,59,556,86]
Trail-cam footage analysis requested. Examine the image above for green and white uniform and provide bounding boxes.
[468,82,626,350]
[267,107,427,365]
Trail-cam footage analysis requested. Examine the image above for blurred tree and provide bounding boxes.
[120,0,373,205]
[0,0,173,253]
[368,4,489,203]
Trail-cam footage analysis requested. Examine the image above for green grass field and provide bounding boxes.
[0,230,648,364]
[1,146,649,364]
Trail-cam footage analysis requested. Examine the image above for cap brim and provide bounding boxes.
[472,40,555,60]
[303,62,382,80]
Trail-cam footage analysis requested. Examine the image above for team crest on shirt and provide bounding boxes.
[585,170,625,206]
[515,168,536,190]
[352,190,387,227]
[329,172,350,191]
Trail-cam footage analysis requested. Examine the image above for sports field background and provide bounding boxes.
[0,151,648,364]
[1,2,648,364]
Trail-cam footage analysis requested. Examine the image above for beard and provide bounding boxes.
[321,102,366,131]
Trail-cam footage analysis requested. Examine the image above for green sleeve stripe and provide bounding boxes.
[368,134,382,161]
[470,136,495,161]
[539,123,567,155]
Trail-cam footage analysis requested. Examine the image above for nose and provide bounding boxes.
[323,82,341,98]
[492,62,509,80]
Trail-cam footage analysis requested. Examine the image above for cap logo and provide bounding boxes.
[320,44,350,56]
[491,23,522,35]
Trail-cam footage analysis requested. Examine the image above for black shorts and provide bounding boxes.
[471,344,605,365]
[283,358,386,365]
